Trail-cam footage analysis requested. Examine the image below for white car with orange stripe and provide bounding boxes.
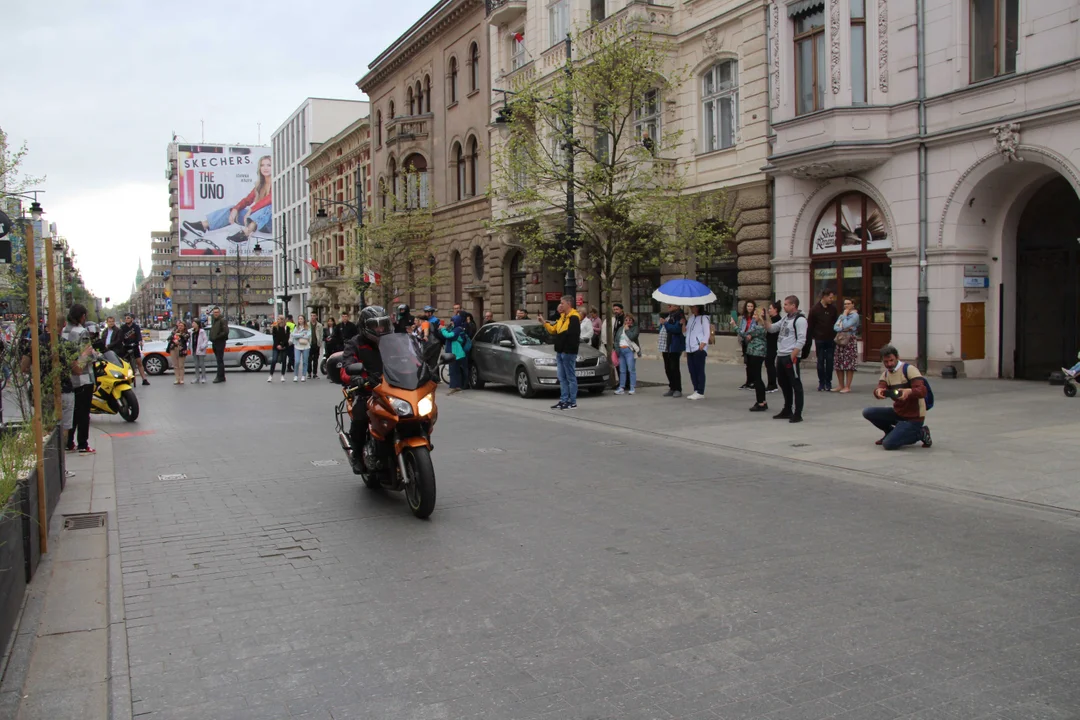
[141,325,272,375]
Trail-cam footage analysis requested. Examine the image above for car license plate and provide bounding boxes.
[575,369,594,377]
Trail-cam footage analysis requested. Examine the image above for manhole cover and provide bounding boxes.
[157,473,187,481]
[474,448,505,454]
[790,443,810,448]
[63,513,106,530]
[311,460,340,467]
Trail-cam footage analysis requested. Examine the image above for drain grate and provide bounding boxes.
[311,459,340,467]
[790,443,811,448]
[157,473,188,481]
[63,513,106,530]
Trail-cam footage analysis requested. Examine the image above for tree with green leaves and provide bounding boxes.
[347,167,437,310]
[488,21,733,354]
[0,126,44,194]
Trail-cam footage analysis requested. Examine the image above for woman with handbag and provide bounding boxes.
[614,313,641,396]
[189,319,209,383]
[736,301,757,390]
[166,320,190,385]
[833,298,860,393]
[734,306,769,411]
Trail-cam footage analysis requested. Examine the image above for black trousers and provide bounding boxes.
[212,339,227,380]
[765,348,777,389]
[662,351,682,391]
[747,355,766,404]
[308,345,320,376]
[69,384,92,449]
[286,345,295,371]
[591,335,600,350]
[776,356,804,415]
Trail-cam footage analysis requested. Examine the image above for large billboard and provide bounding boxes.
[177,145,272,257]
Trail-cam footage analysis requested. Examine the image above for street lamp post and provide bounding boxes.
[252,230,301,316]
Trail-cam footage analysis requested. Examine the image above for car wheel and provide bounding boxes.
[516,367,536,398]
[241,352,264,372]
[143,354,167,376]
[469,363,485,390]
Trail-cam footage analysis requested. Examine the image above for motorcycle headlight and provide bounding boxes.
[109,370,125,380]
[417,393,434,417]
[533,357,557,366]
[389,397,413,417]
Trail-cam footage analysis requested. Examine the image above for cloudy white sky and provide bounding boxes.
[4,0,433,303]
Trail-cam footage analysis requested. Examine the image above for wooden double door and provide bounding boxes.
[811,255,891,360]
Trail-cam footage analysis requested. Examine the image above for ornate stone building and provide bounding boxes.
[358,0,497,320]
[485,0,772,342]
[768,0,1080,378]
[303,116,372,315]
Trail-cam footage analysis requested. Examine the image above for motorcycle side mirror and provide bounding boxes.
[440,352,455,364]
[499,339,513,348]
[346,362,365,376]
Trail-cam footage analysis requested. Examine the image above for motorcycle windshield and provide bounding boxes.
[379,333,429,391]
[103,350,124,367]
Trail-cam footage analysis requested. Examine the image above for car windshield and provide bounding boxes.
[512,324,553,346]
[379,332,431,391]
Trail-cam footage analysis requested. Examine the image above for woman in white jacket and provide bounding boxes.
[189,319,209,384]
[684,305,711,400]
[291,316,312,383]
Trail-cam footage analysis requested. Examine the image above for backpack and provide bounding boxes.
[463,333,473,354]
[794,313,812,360]
[901,363,935,411]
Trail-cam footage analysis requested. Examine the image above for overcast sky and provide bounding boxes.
[3,0,433,304]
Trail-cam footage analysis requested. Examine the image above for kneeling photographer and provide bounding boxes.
[862,344,933,450]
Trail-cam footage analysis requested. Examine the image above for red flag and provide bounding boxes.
[306,257,320,270]
[513,31,524,43]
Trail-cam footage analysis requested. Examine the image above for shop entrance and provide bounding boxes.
[809,192,892,360]
[1015,177,1080,380]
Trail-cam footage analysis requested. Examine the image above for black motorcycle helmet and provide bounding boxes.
[360,305,393,344]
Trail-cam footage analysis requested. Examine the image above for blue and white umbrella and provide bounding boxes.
[651,278,716,305]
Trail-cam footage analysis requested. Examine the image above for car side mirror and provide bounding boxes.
[499,339,513,348]
[346,362,365,376]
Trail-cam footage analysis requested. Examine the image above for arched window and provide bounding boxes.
[451,250,463,302]
[473,246,485,281]
[415,81,423,115]
[424,75,432,113]
[469,42,480,93]
[448,57,459,103]
[388,157,398,204]
[388,100,395,119]
[403,154,429,209]
[702,60,738,152]
[466,136,479,197]
[428,254,438,308]
[452,142,465,201]
[375,110,382,146]
[407,86,415,115]
[509,252,526,317]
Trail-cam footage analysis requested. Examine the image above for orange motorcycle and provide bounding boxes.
[331,333,447,519]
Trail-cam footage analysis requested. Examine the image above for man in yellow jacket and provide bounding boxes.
[538,295,582,410]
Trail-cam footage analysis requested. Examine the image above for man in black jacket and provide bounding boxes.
[807,288,839,392]
[539,295,582,410]
[339,306,391,473]
[118,313,150,386]
[339,311,358,342]
[208,307,229,383]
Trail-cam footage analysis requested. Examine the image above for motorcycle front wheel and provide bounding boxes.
[403,446,436,519]
[118,389,140,422]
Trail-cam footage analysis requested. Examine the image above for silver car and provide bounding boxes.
[468,321,611,398]
[141,324,272,375]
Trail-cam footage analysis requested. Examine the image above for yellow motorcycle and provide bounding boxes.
[91,350,140,422]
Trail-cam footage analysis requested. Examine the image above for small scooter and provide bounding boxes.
[91,350,140,421]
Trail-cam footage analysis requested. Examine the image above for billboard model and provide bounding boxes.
[177,145,272,257]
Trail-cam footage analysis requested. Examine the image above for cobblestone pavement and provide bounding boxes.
[111,372,1080,720]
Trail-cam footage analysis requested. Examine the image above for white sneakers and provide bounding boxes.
[687,392,704,400]
[293,376,299,382]
[280,376,286,383]
[267,375,272,383]
[300,376,306,382]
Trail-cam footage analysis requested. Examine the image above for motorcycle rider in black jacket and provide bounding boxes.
[339,306,393,470]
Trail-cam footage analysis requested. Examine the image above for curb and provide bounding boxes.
[95,429,133,720]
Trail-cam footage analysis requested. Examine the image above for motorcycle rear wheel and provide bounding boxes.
[403,446,436,519]
[118,389,140,422]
